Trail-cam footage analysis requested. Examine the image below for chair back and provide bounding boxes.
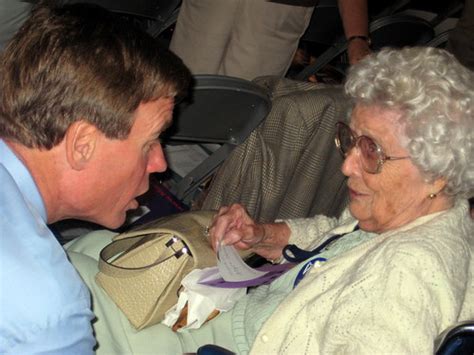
[295,14,434,81]
[435,321,474,355]
[426,30,451,48]
[369,14,434,50]
[164,75,271,203]
[167,76,271,145]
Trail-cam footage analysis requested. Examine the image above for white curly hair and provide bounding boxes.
[345,46,474,199]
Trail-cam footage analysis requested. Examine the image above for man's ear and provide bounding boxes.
[64,121,99,170]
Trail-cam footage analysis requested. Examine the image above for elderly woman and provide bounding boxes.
[67,46,473,354]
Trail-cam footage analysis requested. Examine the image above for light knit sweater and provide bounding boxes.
[249,199,473,354]
[231,226,376,353]
[66,200,473,354]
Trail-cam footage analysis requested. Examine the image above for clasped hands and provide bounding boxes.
[208,204,290,261]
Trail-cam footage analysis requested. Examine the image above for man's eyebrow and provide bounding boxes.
[150,119,172,139]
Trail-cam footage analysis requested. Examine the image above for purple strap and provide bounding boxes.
[199,263,294,288]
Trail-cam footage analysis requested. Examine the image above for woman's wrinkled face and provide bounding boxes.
[342,104,438,233]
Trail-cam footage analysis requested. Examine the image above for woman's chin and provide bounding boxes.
[349,204,375,230]
[349,201,367,219]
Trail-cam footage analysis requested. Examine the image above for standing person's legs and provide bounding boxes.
[169,0,240,75]
[219,0,314,80]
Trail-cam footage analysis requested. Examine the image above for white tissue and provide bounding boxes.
[162,267,246,331]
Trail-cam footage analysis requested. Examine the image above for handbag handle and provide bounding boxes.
[98,233,189,278]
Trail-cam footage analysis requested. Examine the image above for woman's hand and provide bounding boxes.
[208,203,291,260]
[209,204,263,251]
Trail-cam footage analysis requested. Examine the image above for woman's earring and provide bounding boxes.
[428,193,437,199]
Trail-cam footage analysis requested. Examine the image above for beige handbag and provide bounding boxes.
[95,210,217,330]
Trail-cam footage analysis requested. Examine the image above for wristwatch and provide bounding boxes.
[347,35,372,46]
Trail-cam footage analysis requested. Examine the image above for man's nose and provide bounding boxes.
[147,144,167,173]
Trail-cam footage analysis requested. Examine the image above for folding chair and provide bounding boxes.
[295,13,435,81]
[162,75,271,204]
[427,29,453,48]
[435,321,474,355]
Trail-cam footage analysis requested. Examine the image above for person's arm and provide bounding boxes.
[337,0,371,65]
[250,221,291,261]
[209,204,291,261]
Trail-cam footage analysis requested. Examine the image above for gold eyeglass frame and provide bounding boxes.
[334,121,409,174]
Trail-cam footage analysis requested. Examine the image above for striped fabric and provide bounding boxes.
[201,76,351,222]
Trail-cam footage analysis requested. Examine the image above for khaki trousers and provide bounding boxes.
[169,0,315,80]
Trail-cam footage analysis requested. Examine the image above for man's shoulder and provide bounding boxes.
[0,161,31,218]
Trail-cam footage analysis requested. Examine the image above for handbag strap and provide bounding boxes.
[120,227,215,270]
[98,233,188,278]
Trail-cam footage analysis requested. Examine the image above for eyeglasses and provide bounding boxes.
[334,122,409,174]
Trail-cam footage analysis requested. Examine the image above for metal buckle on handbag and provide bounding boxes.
[166,236,191,259]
